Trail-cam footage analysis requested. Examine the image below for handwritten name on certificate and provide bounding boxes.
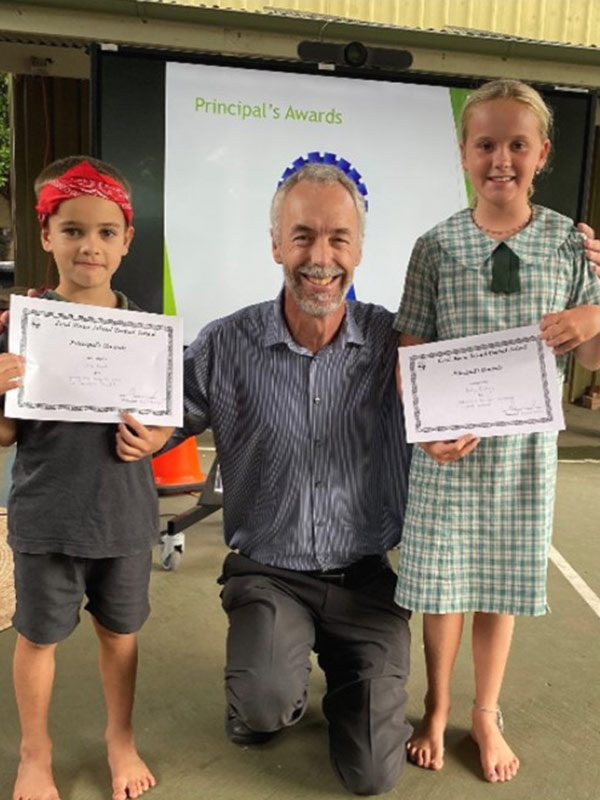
[5,296,183,426]
[398,325,565,443]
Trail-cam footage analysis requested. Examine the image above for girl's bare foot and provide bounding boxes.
[471,706,520,782]
[13,746,61,800]
[107,734,156,800]
[406,707,448,770]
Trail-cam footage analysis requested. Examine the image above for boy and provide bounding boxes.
[1,156,166,800]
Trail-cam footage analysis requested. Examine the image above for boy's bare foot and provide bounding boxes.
[107,735,156,800]
[471,706,520,782]
[406,707,448,770]
[13,751,61,800]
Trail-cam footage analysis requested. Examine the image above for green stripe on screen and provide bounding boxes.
[449,87,475,206]
[163,243,177,315]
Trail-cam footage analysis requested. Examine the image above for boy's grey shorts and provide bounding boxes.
[12,549,152,645]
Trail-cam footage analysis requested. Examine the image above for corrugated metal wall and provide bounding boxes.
[171,0,600,47]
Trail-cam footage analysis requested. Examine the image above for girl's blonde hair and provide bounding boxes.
[460,79,553,144]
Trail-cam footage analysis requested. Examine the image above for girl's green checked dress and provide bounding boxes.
[394,206,600,615]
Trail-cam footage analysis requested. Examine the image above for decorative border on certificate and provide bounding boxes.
[409,333,551,435]
[16,307,174,417]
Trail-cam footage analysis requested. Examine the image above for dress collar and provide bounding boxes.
[435,205,578,271]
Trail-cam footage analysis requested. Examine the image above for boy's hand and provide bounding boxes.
[419,434,479,465]
[0,288,44,334]
[540,306,600,354]
[577,222,600,275]
[116,412,174,462]
[0,353,25,394]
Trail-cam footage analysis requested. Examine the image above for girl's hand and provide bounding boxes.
[116,411,174,462]
[540,306,600,354]
[0,353,25,394]
[419,434,479,465]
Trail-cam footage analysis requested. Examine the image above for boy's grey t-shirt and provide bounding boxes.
[1,291,159,558]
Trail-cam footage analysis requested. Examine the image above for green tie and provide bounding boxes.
[490,242,520,294]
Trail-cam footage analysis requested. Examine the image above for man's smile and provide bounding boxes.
[298,267,344,289]
[303,275,340,287]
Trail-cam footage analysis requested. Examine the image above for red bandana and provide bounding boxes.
[35,161,133,227]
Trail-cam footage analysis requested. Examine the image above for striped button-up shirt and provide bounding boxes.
[175,292,411,570]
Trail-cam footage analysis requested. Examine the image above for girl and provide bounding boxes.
[394,79,600,783]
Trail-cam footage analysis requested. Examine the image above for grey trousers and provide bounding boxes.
[219,552,412,796]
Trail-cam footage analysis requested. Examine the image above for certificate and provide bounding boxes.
[398,325,565,443]
[5,296,183,426]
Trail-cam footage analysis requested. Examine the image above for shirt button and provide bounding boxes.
[314,438,322,447]
[314,480,322,488]
[314,397,321,405]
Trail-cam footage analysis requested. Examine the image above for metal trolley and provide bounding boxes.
[158,458,223,570]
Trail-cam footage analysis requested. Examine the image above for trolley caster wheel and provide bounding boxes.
[161,547,183,571]
[159,531,185,571]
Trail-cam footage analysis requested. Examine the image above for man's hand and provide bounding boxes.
[577,222,600,275]
[0,353,25,394]
[116,412,174,462]
[540,306,600,355]
[419,434,479,465]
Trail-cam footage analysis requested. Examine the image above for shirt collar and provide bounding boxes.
[264,288,365,351]
[436,205,577,270]
[44,288,129,309]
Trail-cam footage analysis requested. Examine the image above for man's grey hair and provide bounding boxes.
[270,162,367,244]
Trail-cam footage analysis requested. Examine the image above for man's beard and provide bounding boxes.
[284,264,352,318]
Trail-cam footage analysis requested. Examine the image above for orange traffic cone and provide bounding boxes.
[151,437,206,494]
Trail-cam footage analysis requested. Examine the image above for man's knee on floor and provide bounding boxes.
[335,760,403,797]
[230,678,306,732]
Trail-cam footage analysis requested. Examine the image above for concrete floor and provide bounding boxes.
[0,416,599,800]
